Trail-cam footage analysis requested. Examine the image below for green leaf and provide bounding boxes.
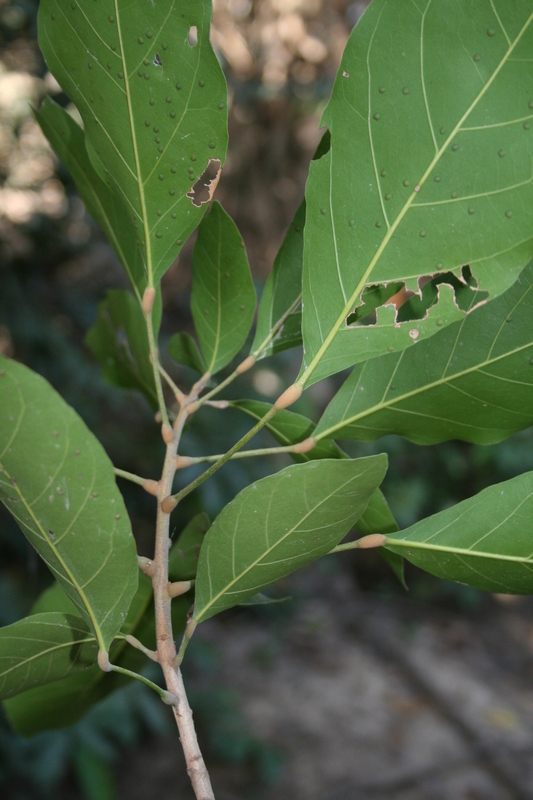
[384,471,533,594]
[251,202,305,359]
[194,455,388,622]
[238,593,291,607]
[38,0,228,286]
[4,576,188,735]
[85,289,158,410]
[357,489,406,589]
[168,512,210,581]
[191,201,256,374]
[168,332,207,375]
[315,260,533,445]
[300,1,533,386]
[230,400,346,463]
[35,97,146,303]
[0,356,138,650]
[0,613,98,701]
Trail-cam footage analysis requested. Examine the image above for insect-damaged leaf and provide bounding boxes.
[194,455,387,622]
[301,0,533,386]
[314,260,533,445]
[0,357,138,650]
[192,201,256,375]
[86,290,159,410]
[38,0,228,286]
[384,471,533,594]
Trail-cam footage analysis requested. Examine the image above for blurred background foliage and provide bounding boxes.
[1,0,533,797]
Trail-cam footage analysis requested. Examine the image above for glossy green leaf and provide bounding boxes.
[85,290,158,411]
[168,512,210,581]
[0,613,98,701]
[0,357,138,650]
[4,576,188,735]
[191,201,256,374]
[35,98,146,302]
[301,1,533,386]
[230,400,346,463]
[38,0,228,286]
[356,489,406,588]
[251,202,305,359]
[194,455,388,622]
[315,260,533,445]
[384,471,533,594]
[168,332,207,375]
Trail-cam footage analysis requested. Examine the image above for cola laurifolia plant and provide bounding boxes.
[2,1,533,797]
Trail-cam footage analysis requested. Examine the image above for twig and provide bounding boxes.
[175,437,316,467]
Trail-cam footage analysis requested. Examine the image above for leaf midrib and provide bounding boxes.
[300,8,533,387]
[114,0,152,287]
[385,538,533,565]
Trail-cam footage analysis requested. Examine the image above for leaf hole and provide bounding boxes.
[186,159,222,207]
[153,53,162,66]
[345,266,489,328]
[188,26,198,47]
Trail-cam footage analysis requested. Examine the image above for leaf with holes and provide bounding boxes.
[230,400,346,463]
[384,471,533,594]
[86,290,158,410]
[314,259,533,445]
[0,613,98,701]
[191,201,256,374]
[38,0,228,287]
[194,455,387,622]
[0,356,138,650]
[251,202,304,359]
[300,0,533,386]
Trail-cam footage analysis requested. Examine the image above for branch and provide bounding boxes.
[173,437,316,468]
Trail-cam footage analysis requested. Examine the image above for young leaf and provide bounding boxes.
[301,1,533,386]
[251,202,305,359]
[191,201,256,374]
[315,260,533,445]
[168,332,207,376]
[230,400,346,462]
[4,576,188,735]
[0,613,98,701]
[35,98,146,303]
[168,512,210,581]
[85,290,158,410]
[0,357,138,650]
[38,0,228,286]
[384,471,533,594]
[194,455,388,622]
[356,489,406,589]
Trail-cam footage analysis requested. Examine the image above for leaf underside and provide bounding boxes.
[301,0,533,385]
[194,455,388,622]
[315,258,533,445]
[38,0,228,286]
[0,613,98,701]
[0,357,138,650]
[385,471,533,594]
[191,201,256,374]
